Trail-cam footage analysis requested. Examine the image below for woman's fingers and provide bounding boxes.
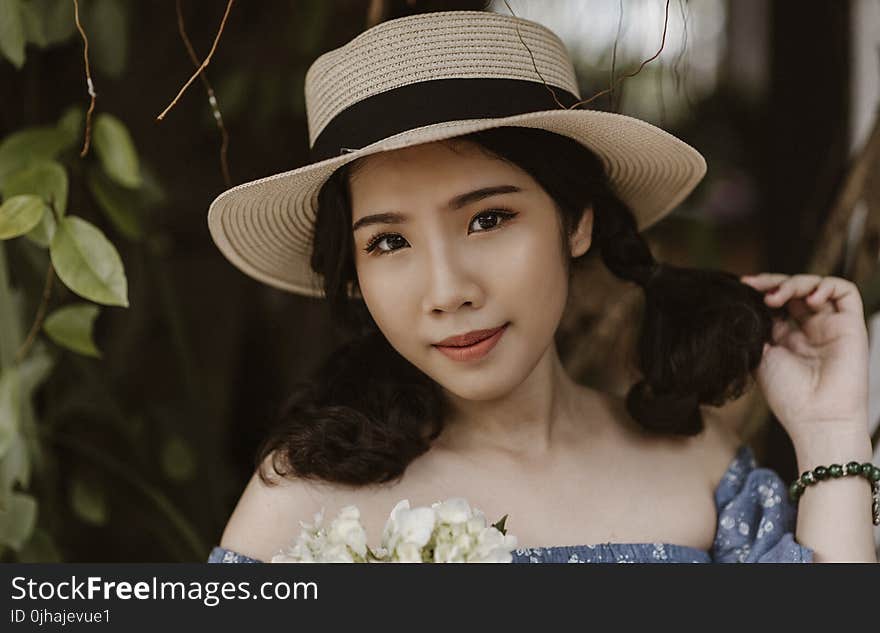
[806,275,863,315]
[759,274,823,306]
[806,277,835,305]
[786,298,817,327]
[741,273,862,315]
[739,273,792,289]
[769,314,819,358]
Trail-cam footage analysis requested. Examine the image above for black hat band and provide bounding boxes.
[309,77,581,162]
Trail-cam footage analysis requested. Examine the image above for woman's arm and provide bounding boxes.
[740,273,877,563]
[792,425,877,563]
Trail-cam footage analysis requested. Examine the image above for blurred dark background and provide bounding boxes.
[0,0,877,561]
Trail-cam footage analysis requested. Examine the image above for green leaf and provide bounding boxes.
[20,0,47,47]
[0,344,50,506]
[87,165,143,240]
[0,430,26,493]
[2,159,68,214]
[18,338,53,396]
[0,125,69,185]
[56,105,84,149]
[0,0,26,69]
[491,514,508,536]
[0,252,25,367]
[43,303,101,358]
[93,113,141,188]
[0,366,21,460]
[161,435,196,482]
[17,527,62,562]
[49,216,128,307]
[70,477,107,526]
[23,206,55,247]
[83,0,128,79]
[139,161,167,209]
[0,429,27,487]
[0,492,37,549]
[21,0,75,48]
[28,0,76,46]
[0,431,29,510]
[0,194,47,239]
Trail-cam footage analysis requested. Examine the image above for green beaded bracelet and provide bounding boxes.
[788,461,880,526]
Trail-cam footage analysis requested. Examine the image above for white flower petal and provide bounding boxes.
[397,507,436,547]
[434,497,473,524]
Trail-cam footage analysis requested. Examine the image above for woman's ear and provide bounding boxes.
[569,206,593,257]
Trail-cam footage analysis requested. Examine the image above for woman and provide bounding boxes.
[206,11,878,563]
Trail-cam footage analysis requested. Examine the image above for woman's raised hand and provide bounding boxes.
[739,273,870,445]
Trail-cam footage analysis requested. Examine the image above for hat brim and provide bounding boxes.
[207,108,706,298]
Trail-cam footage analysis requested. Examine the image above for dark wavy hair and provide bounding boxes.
[256,126,777,487]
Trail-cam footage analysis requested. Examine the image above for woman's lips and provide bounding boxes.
[432,323,508,362]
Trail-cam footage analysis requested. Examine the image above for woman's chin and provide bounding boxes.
[436,372,521,402]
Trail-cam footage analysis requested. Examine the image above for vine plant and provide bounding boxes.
[0,0,206,561]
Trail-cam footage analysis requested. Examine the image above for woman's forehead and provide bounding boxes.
[348,141,528,208]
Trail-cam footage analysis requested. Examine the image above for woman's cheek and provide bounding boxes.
[503,230,566,306]
[358,262,418,341]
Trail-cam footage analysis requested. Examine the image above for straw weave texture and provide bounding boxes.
[305,11,580,145]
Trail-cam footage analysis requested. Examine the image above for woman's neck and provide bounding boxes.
[436,344,607,459]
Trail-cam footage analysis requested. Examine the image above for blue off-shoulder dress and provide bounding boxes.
[207,444,813,564]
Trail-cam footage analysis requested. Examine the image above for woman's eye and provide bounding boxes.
[364,233,408,255]
[363,209,517,256]
[468,209,516,234]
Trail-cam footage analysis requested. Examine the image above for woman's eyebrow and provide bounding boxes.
[351,184,523,232]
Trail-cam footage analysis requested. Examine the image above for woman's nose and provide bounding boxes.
[421,245,482,314]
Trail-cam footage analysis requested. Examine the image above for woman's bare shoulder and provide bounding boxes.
[695,407,743,491]
[594,388,741,491]
[219,453,333,562]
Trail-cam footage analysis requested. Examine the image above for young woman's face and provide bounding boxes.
[348,139,592,401]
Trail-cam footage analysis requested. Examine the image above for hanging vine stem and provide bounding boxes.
[672,0,696,112]
[72,0,96,157]
[15,200,62,364]
[670,0,688,93]
[502,0,671,111]
[503,0,569,110]
[15,263,54,365]
[175,0,231,187]
[156,0,235,122]
[568,0,671,110]
[609,0,624,111]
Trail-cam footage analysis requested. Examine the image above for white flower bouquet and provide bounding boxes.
[270,497,517,563]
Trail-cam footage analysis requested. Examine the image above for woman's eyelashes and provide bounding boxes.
[362,209,518,256]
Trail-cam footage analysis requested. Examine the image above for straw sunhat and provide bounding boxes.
[207,10,706,298]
